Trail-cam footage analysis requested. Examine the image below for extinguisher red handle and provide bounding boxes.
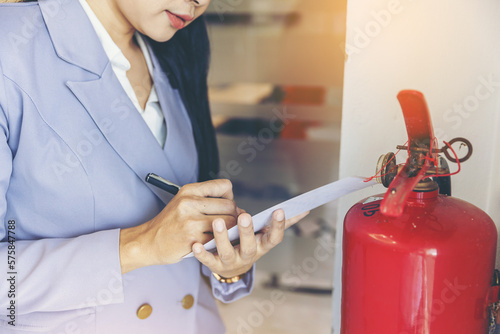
[380,90,438,217]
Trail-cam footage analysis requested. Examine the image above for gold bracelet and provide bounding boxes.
[212,272,242,284]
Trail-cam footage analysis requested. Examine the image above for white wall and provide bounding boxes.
[332,0,500,332]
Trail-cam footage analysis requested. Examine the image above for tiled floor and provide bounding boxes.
[217,269,333,334]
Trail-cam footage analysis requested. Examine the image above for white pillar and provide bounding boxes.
[332,0,500,332]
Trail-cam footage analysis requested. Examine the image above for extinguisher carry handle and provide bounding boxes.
[380,90,438,217]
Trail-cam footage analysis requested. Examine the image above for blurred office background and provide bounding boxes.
[205,1,347,333]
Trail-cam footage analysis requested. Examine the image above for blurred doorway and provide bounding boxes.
[205,1,347,332]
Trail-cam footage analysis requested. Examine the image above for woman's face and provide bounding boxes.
[113,0,211,42]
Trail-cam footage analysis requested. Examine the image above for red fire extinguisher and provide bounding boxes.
[341,90,498,333]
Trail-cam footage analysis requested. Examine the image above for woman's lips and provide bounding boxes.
[166,11,193,30]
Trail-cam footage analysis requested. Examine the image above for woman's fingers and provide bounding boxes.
[258,210,309,251]
[143,179,243,267]
[191,219,237,275]
[187,197,238,216]
[237,213,257,261]
[181,215,236,244]
[194,209,310,279]
[212,218,237,264]
[284,211,310,229]
[192,242,217,268]
[205,214,237,230]
[181,179,234,200]
[259,209,286,251]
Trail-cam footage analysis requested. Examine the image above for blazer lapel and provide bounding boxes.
[149,49,199,185]
[66,67,178,205]
[40,0,178,204]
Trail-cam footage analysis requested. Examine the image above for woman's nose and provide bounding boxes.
[186,0,209,7]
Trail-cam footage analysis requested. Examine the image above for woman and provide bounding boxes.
[0,0,307,333]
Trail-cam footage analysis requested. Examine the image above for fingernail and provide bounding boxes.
[275,210,284,221]
[194,245,202,254]
[239,215,251,227]
[215,219,225,232]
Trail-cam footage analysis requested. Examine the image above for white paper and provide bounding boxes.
[184,176,377,258]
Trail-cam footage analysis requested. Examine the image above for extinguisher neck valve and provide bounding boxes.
[413,178,439,192]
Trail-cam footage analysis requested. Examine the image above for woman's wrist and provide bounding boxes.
[212,266,252,283]
[212,272,243,284]
[119,223,150,274]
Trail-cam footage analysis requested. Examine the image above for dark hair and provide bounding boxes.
[148,18,219,182]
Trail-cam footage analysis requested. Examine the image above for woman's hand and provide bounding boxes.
[192,209,310,279]
[119,179,240,274]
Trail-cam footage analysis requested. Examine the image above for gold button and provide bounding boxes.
[137,303,153,320]
[182,294,194,310]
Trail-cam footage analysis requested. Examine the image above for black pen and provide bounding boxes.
[145,173,181,195]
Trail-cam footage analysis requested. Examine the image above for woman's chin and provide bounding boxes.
[141,26,178,43]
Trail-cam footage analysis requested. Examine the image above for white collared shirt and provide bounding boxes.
[79,0,167,147]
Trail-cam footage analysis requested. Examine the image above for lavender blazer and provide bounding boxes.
[0,1,253,333]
